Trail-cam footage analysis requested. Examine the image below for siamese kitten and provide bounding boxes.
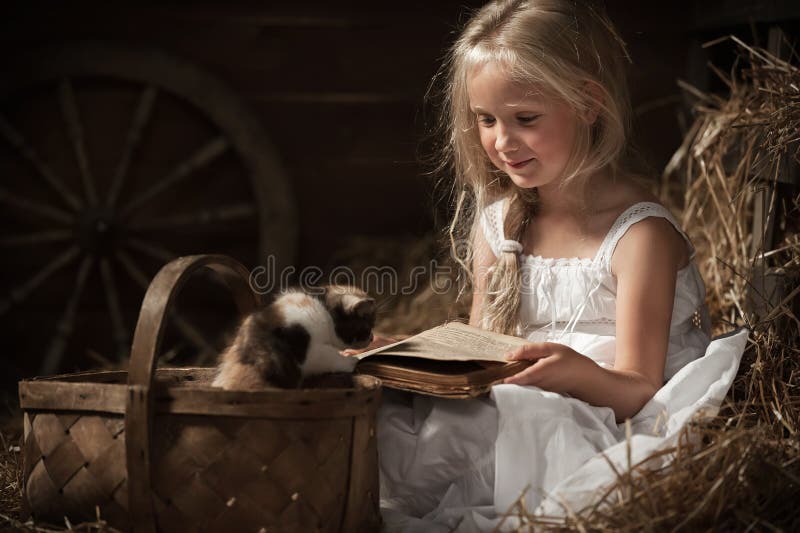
[212,285,375,390]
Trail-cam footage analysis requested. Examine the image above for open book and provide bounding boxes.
[355,321,533,398]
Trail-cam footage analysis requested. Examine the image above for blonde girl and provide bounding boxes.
[377,0,745,528]
[444,0,699,420]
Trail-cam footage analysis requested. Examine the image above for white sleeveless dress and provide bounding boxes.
[378,200,748,532]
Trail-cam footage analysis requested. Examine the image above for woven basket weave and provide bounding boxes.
[19,254,382,532]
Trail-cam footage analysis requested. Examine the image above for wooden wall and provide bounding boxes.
[1,0,698,269]
[1,0,729,379]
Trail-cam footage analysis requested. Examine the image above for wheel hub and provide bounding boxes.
[76,208,118,256]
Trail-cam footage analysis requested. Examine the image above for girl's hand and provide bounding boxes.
[502,342,594,394]
[341,334,408,356]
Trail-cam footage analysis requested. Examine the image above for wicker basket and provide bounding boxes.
[18,255,382,532]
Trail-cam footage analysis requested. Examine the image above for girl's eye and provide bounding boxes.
[518,115,541,124]
[477,115,496,126]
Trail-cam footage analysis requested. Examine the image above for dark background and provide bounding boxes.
[1,0,798,385]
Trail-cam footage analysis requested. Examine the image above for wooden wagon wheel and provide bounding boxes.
[0,42,297,376]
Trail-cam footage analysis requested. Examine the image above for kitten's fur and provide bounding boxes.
[212,285,375,390]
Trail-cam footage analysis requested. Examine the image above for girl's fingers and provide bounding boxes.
[505,343,554,361]
[370,335,401,349]
[502,363,539,385]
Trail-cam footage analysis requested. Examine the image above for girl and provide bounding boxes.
[377,0,747,530]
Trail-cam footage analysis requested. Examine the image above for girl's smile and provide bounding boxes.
[467,62,579,191]
[506,157,535,169]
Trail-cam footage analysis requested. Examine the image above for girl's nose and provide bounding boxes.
[494,125,518,153]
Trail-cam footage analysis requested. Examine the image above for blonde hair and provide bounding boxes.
[436,0,633,334]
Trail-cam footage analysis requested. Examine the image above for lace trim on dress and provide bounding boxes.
[594,202,696,271]
[481,199,696,273]
[481,198,599,265]
[521,255,596,268]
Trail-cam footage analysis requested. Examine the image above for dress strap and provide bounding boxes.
[594,202,695,271]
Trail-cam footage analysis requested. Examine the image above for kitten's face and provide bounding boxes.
[322,285,376,349]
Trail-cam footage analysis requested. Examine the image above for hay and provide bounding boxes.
[506,422,800,531]
[329,234,469,335]
[0,392,23,531]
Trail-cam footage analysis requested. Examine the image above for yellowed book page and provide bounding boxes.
[357,322,529,362]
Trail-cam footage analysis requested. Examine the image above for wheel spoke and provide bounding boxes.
[116,249,217,357]
[40,256,93,375]
[0,187,75,224]
[0,114,82,211]
[99,258,129,361]
[128,203,255,231]
[121,136,229,218]
[0,229,72,246]
[168,315,219,363]
[59,78,99,206]
[0,246,80,315]
[107,85,158,209]
[125,237,177,264]
[116,249,156,292]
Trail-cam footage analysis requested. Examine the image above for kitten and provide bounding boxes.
[212,285,375,390]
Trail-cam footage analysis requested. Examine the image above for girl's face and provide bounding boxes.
[467,62,579,190]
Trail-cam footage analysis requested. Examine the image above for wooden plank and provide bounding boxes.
[690,0,800,30]
[31,369,128,383]
[20,381,128,413]
[163,384,380,406]
[248,92,414,104]
[745,26,797,323]
[0,4,448,94]
[158,389,378,419]
[125,383,156,533]
[129,3,472,28]
[19,374,380,418]
[292,169,429,222]
[340,400,381,531]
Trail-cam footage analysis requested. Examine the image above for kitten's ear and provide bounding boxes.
[353,298,376,318]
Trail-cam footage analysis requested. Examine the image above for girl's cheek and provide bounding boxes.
[477,129,492,147]
[479,134,497,157]
[524,130,546,147]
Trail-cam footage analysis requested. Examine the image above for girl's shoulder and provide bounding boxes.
[599,178,691,274]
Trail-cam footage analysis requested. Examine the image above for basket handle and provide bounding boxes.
[125,254,260,532]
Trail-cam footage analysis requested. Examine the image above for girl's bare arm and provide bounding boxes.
[505,216,686,421]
